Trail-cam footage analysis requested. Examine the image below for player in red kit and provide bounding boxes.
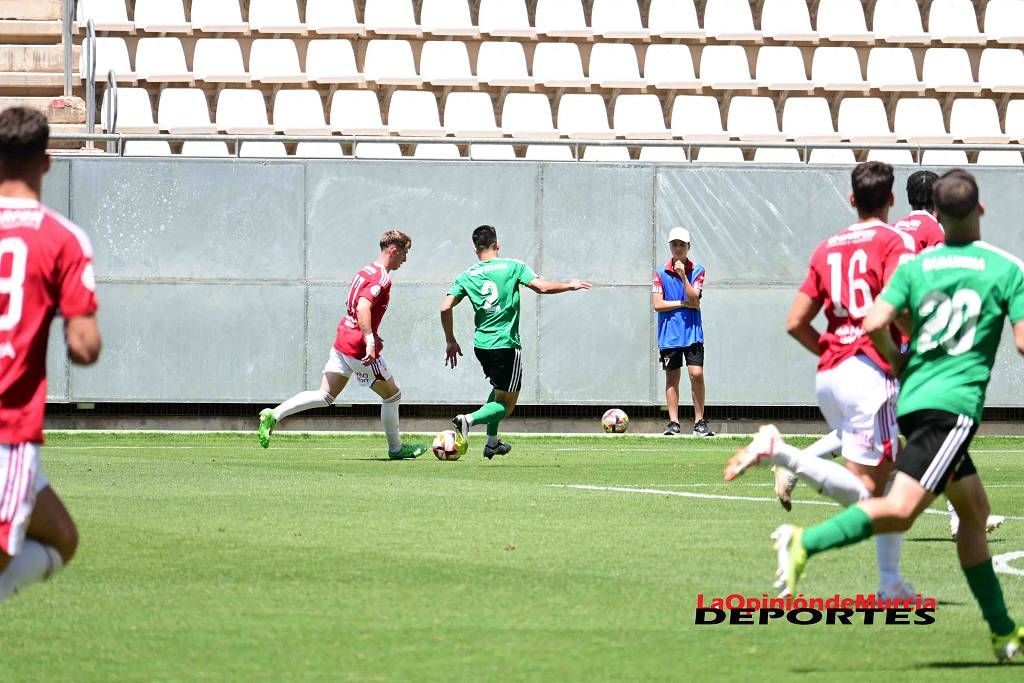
[893,170,946,252]
[725,162,919,599]
[0,108,101,601]
[258,230,426,459]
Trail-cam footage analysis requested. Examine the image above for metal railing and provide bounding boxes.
[84,19,96,137]
[62,0,74,96]
[102,70,118,154]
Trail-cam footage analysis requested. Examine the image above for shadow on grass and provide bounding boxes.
[907,538,1007,544]
[925,661,1022,669]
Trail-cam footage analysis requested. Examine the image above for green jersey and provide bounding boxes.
[449,258,538,349]
[880,241,1024,421]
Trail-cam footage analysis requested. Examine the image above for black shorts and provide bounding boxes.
[660,343,704,371]
[896,409,979,495]
[474,347,524,393]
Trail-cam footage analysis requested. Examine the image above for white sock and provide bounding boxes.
[487,435,499,447]
[947,499,960,532]
[382,390,402,452]
[876,533,904,588]
[0,540,64,601]
[273,389,335,422]
[804,430,842,459]
[769,442,869,507]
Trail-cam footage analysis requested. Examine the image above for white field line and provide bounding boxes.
[547,484,1024,521]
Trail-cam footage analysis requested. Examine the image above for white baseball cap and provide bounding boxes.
[668,227,691,244]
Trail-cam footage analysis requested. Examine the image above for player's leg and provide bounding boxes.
[0,448,70,601]
[258,350,351,448]
[482,389,519,459]
[662,349,682,435]
[774,429,843,511]
[948,490,1006,539]
[686,345,714,436]
[369,370,426,460]
[455,349,521,456]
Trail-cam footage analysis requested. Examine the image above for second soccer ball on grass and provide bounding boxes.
[602,409,629,434]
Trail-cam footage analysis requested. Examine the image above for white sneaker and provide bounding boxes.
[878,580,917,601]
[951,514,1006,539]
[772,465,798,512]
[724,425,781,481]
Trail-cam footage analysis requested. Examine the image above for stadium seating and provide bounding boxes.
[421,0,478,37]
[181,141,231,157]
[535,0,591,38]
[476,42,532,87]
[364,0,421,36]
[781,98,839,142]
[837,98,896,143]
[978,49,1024,93]
[893,98,952,143]
[557,94,614,139]
[811,47,868,91]
[190,0,248,33]
[102,87,157,133]
[1007,101,1024,141]
[419,42,476,87]
[760,0,817,42]
[387,91,445,136]
[647,0,703,39]
[591,0,648,39]
[272,90,331,135]
[815,0,873,42]
[984,0,1024,43]
[443,92,501,137]
[589,44,645,89]
[88,37,135,82]
[756,47,812,91]
[76,0,134,32]
[330,91,388,135]
[123,141,171,156]
[133,0,190,34]
[295,142,347,158]
[478,0,535,38]
[670,96,727,141]
[363,40,421,86]
[703,0,762,41]
[922,49,980,93]
[867,48,924,92]
[248,0,305,34]
[699,46,756,90]
[215,89,274,134]
[613,95,671,139]
[949,99,1009,143]
[532,43,588,88]
[135,38,191,83]
[157,89,216,134]
[193,39,249,83]
[305,0,363,35]
[639,146,688,162]
[928,0,986,44]
[502,93,558,138]
[644,45,700,90]
[872,0,930,44]
[306,40,364,85]
[249,40,305,84]
[726,97,785,141]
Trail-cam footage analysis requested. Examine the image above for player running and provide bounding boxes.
[893,170,946,252]
[0,108,101,601]
[258,230,426,460]
[725,161,917,599]
[440,225,590,458]
[769,169,1024,662]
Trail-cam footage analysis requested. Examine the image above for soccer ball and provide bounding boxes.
[602,408,629,434]
[432,430,464,461]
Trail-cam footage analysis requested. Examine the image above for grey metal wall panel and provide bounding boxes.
[70,283,305,401]
[69,159,305,280]
[42,159,71,217]
[45,322,69,400]
[306,162,540,281]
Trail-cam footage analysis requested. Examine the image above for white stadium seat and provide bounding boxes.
[193,39,249,83]
[589,44,645,89]
[87,37,136,82]
[123,141,171,157]
[582,146,631,162]
[703,0,762,41]
[190,0,247,33]
[928,0,986,44]
[950,99,1010,143]
[478,0,536,38]
[420,41,476,87]
[476,42,532,87]
[557,93,614,139]
[727,96,784,141]
[753,148,802,164]
[248,0,304,34]
[134,38,191,83]
[273,90,331,135]
[502,93,558,138]
[102,87,157,132]
[532,43,588,88]
[414,144,462,159]
[330,90,387,135]
[639,146,688,162]
[240,142,287,158]
[700,45,757,90]
[215,89,274,134]
[984,0,1024,44]
[976,150,1024,166]
[808,148,857,164]
[157,88,216,134]
[306,0,364,35]
[756,46,812,91]
[872,0,930,44]
[295,143,347,158]
[647,0,703,40]
[181,141,230,157]
[76,0,134,32]
[866,149,915,164]
[979,49,1024,93]
[644,45,700,90]
[364,0,421,36]
[363,40,422,86]
[421,0,478,37]
[695,147,744,162]
[1006,100,1024,141]
[921,149,969,166]
[811,47,868,91]
[133,0,190,33]
[307,40,364,85]
[781,97,840,142]
[893,98,952,143]
[388,91,445,136]
[591,0,648,39]
[355,143,403,159]
[613,94,670,139]
[470,144,517,160]
[670,95,727,141]
[922,48,981,93]
[535,0,591,38]
[760,0,818,42]
[867,48,924,92]
[525,145,575,161]
[837,98,896,143]
[444,92,501,137]
[250,40,305,84]
[815,0,873,42]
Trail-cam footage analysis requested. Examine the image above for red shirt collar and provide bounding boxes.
[664,258,693,277]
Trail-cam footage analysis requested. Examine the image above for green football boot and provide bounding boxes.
[771,524,807,598]
[992,625,1023,662]
[388,443,428,460]
[258,408,276,449]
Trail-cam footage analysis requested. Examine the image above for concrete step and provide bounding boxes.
[0,20,62,43]
[0,95,85,123]
[0,1,62,21]
[0,43,79,72]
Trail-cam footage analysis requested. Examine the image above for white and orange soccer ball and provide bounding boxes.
[602,409,629,434]
[432,429,466,460]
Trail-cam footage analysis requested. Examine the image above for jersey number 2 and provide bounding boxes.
[0,237,27,331]
[825,249,872,318]
[481,280,499,310]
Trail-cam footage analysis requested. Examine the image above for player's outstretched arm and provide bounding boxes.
[440,295,463,368]
[1013,321,1024,357]
[785,293,824,357]
[525,278,591,295]
[65,314,101,365]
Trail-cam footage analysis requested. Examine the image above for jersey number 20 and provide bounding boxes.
[918,289,981,356]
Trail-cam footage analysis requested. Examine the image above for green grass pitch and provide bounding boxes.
[5,431,1024,681]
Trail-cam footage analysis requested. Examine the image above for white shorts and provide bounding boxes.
[815,354,899,467]
[323,348,393,388]
[0,443,49,556]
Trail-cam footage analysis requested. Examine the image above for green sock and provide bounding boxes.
[470,402,506,427]
[486,420,499,437]
[964,558,1017,636]
[801,505,875,557]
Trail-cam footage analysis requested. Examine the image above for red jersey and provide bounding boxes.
[0,198,98,444]
[798,220,915,375]
[893,210,945,251]
[333,262,392,358]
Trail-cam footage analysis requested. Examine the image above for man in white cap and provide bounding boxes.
[651,227,714,437]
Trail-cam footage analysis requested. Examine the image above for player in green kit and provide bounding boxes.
[766,170,1024,661]
[440,225,590,458]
